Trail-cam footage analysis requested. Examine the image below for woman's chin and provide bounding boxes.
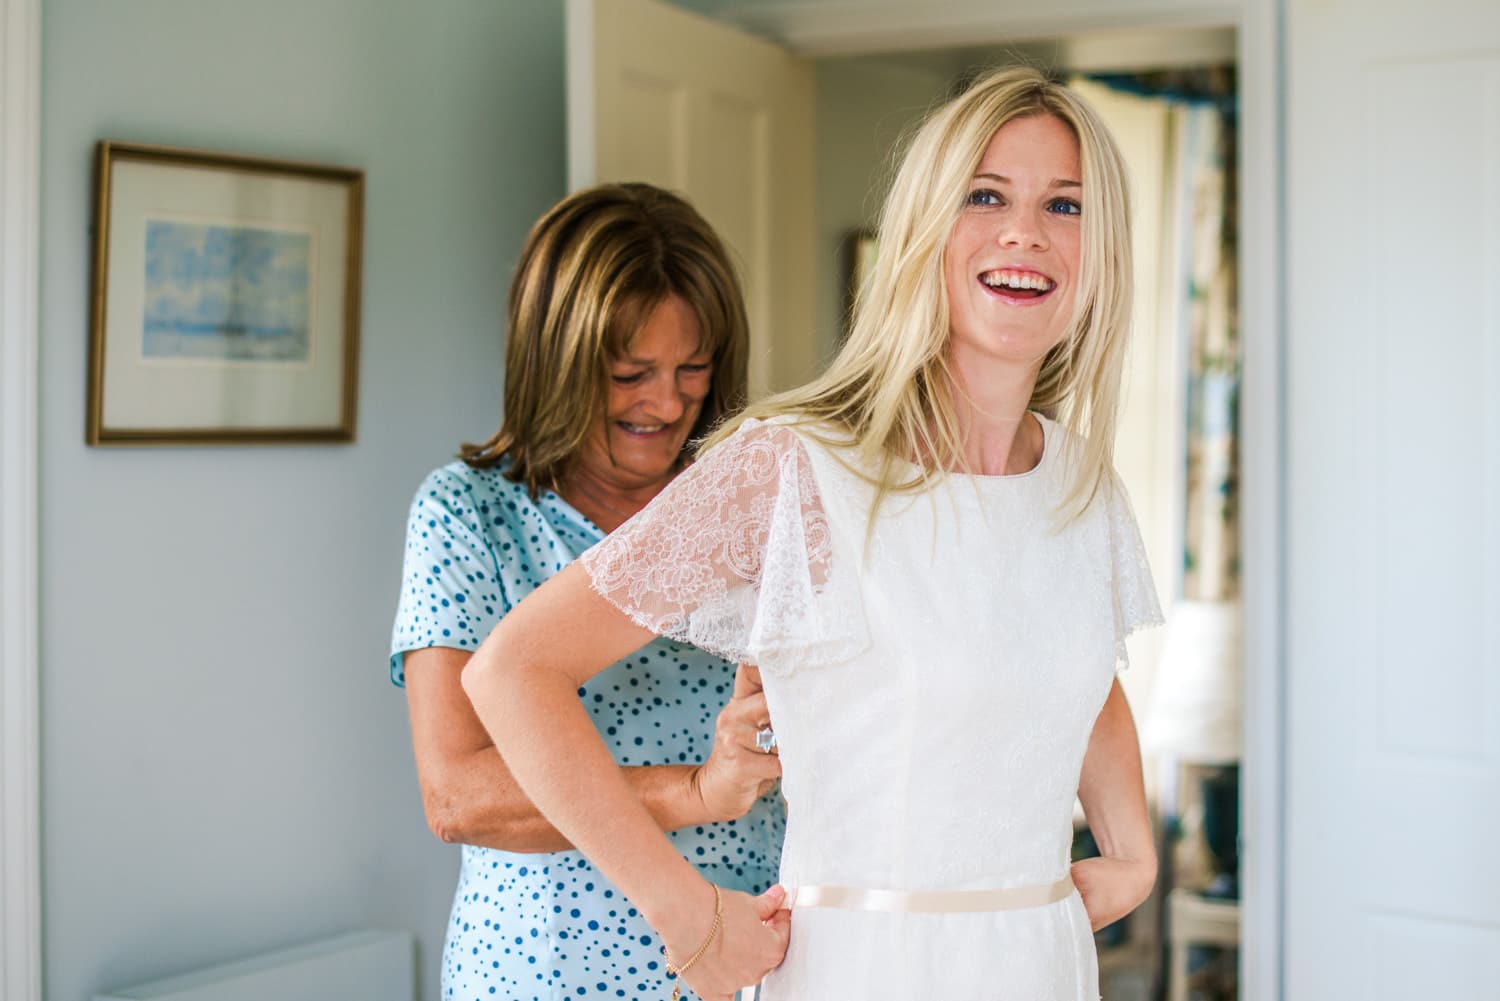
[609,446,684,486]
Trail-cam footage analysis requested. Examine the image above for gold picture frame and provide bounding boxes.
[88,141,364,445]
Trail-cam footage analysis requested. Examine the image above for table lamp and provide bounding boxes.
[1145,599,1242,898]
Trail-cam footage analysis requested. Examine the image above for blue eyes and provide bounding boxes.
[964,189,1081,216]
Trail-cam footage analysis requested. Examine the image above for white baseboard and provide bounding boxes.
[93,931,414,1001]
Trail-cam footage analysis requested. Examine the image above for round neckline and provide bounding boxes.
[904,411,1052,483]
[543,487,609,539]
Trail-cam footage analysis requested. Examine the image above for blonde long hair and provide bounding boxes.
[709,67,1133,524]
[463,183,749,496]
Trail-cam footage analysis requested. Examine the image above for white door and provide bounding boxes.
[1286,1,1500,996]
[567,0,817,397]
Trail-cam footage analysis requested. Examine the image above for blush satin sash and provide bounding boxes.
[787,874,1075,913]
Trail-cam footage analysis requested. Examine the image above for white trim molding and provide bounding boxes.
[1235,2,1285,998]
[0,0,43,996]
[718,0,1244,56]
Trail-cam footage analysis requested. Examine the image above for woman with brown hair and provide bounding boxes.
[389,183,784,1001]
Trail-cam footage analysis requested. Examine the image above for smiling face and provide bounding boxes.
[943,113,1084,375]
[574,294,713,494]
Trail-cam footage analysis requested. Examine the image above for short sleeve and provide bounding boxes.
[388,467,508,686]
[578,420,866,673]
[1104,471,1165,671]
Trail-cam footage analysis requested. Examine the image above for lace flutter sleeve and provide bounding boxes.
[1105,471,1165,670]
[579,419,864,673]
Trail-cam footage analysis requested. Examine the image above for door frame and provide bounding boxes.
[723,2,1283,997]
[0,0,43,997]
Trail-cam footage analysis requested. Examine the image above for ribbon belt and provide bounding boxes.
[788,875,1074,914]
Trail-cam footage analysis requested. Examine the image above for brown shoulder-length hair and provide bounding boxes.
[461,183,749,496]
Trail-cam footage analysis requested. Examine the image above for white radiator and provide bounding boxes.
[94,930,414,1001]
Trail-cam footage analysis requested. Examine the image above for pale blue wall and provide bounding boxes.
[39,2,564,998]
[813,55,951,361]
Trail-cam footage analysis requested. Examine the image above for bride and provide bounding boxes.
[461,66,1162,1000]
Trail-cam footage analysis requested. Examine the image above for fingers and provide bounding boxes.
[721,691,769,727]
[716,717,781,780]
[763,905,792,959]
[715,692,777,753]
[697,696,781,822]
[752,884,787,920]
[763,905,792,946]
[733,662,763,698]
[1070,856,1151,931]
[682,888,791,1000]
[699,676,782,822]
[724,672,776,761]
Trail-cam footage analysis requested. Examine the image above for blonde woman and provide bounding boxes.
[391,183,785,1001]
[461,68,1162,1000]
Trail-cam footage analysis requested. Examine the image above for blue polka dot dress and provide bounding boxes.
[390,459,785,1001]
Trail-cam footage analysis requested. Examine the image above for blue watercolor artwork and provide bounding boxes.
[142,220,311,362]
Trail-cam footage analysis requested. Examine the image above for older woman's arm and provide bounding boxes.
[461,562,790,1000]
[406,648,778,852]
[1073,678,1159,930]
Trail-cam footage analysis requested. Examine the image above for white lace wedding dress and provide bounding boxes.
[581,414,1161,1000]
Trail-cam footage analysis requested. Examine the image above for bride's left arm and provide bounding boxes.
[1072,678,1158,931]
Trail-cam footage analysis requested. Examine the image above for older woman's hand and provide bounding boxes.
[692,664,782,822]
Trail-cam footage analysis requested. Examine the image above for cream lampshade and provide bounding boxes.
[1144,599,1243,765]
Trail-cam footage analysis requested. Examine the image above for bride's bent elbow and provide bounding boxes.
[458,653,486,700]
[459,645,508,707]
[460,640,543,739]
[1136,849,1160,902]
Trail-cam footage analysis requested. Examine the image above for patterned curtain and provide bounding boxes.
[1090,69,1240,602]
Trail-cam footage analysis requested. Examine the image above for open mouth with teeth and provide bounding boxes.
[616,421,669,437]
[979,268,1057,302]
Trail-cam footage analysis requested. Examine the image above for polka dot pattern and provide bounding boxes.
[391,460,785,1000]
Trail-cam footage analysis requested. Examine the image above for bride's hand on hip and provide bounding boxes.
[665,882,791,1001]
[692,664,782,822]
[1070,854,1157,931]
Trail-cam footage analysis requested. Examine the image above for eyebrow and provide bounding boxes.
[974,173,1081,190]
[615,354,711,366]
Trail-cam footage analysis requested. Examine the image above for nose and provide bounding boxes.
[997,203,1048,250]
[640,373,687,423]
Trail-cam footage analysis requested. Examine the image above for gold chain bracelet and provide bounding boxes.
[664,883,723,1001]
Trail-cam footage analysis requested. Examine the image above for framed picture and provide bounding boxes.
[88,141,364,445]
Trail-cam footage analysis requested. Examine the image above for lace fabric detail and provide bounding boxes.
[579,419,867,674]
[577,413,1163,999]
[1104,471,1165,670]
